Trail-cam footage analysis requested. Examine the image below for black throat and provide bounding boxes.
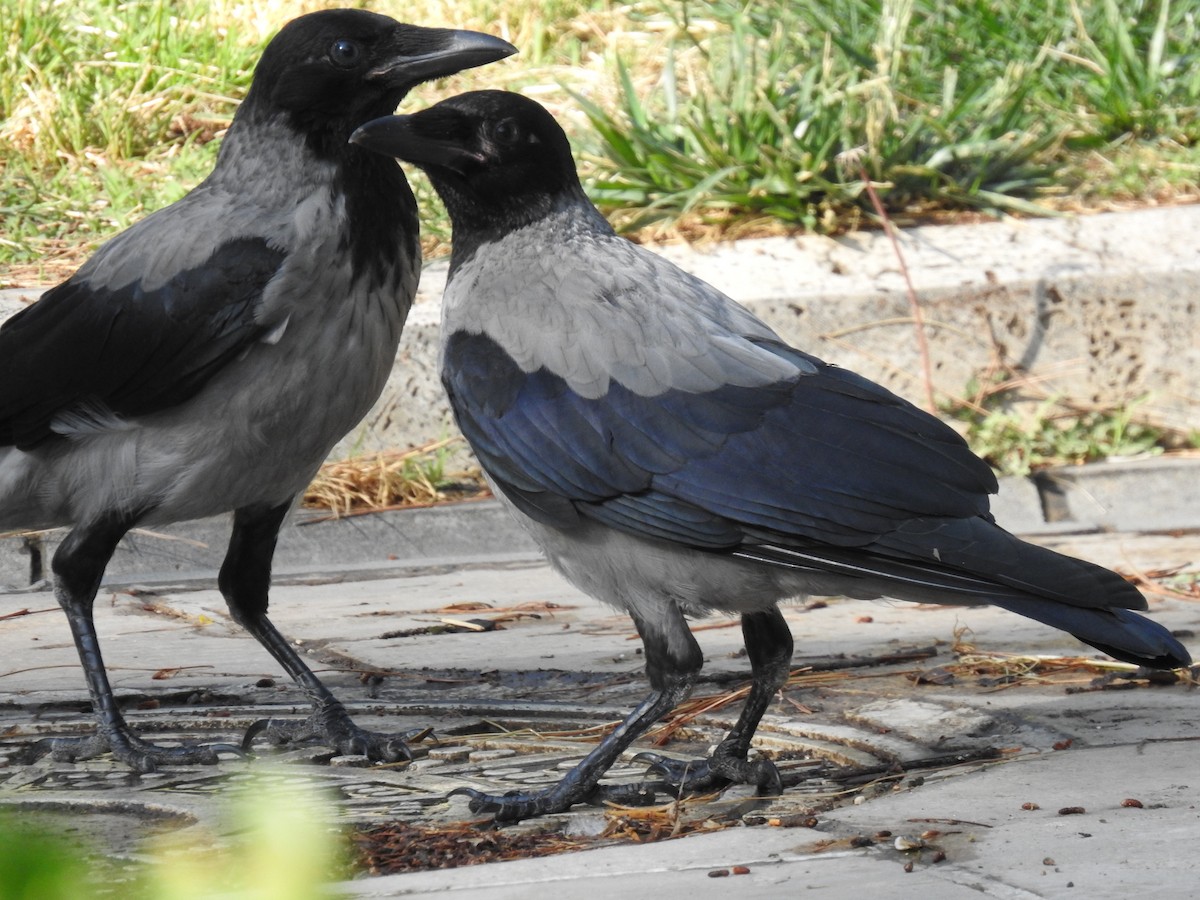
[335,143,419,289]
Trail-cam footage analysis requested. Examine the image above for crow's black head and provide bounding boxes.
[350,91,587,232]
[241,11,515,144]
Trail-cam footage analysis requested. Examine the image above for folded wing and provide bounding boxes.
[0,237,284,448]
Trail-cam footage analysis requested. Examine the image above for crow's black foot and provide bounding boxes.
[27,730,244,773]
[242,704,421,763]
[449,777,660,823]
[449,786,575,822]
[633,752,728,793]
[592,781,663,807]
[635,744,783,797]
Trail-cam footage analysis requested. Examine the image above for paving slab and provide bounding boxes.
[1,516,1198,897]
[5,453,1200,591]
[355,737,1196,900]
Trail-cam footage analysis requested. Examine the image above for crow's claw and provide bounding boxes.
[633,751,728,794]
[241,709,419,763]
[26,732,245,772]
[449,786,536,820]
[633,746,782,797]
[448,783,602,822]
[447,772,663,821]
[590,781,661,807]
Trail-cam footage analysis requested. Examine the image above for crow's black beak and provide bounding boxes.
[351,111,485,175]
[350,115,419,158]
[369,28,516,87]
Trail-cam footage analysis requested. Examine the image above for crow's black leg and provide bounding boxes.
[31,514,242,771]
[637,606,793,796]
[451,603,704,822]
[224,501,414,762]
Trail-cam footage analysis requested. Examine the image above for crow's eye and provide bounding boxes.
[329,39,361,68]
[492,118,522,145]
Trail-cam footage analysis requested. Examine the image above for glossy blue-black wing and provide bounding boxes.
[443,330,1189,667]
[442,330,993,546]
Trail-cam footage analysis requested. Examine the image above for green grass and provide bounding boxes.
[0,0,620,280]
[2,0,1198,281]
[937,367,1195,477]
[0,0,254,280]
[578,0,1200,231]
[945,396,1169,478]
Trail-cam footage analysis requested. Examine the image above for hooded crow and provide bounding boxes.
[0,13,514,771]
[351,90,1191,821]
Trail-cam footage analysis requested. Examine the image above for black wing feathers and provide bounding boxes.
[0,238,284,448]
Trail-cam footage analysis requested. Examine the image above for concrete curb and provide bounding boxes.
[3,455,1198,592]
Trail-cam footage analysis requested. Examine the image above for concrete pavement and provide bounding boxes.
[348,737,1197,900]
[1,465,1198,898]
